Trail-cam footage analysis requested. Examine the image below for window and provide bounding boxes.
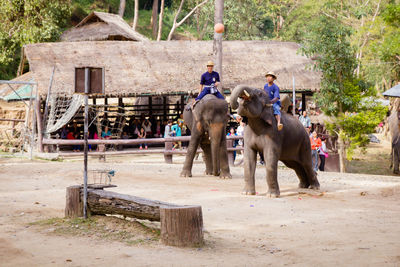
[75,67,104,94]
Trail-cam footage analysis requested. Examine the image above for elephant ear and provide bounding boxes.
[260,104,274,125]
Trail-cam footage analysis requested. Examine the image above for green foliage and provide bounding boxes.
[300,6,387,160]
[0,0,71,79]
[326,103,388,159]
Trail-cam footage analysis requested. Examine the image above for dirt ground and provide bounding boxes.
[1,151,400,267]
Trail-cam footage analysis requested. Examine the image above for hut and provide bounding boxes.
[23,40,320,151]
[60,11,149,42]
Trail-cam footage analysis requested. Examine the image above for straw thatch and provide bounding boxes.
[60,11,149,42]
[24,40,320,97]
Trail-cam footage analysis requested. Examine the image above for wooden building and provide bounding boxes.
[21,40,320,151]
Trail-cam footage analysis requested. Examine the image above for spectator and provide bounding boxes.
[236,121,245,146]
[172,121,182,150]
[60,125,68,139]
[310,131,322,172]
[142,119,152,138]
[164,120,174,138]
[138,127,147,150]
[299,111,311,134]
[101,126,111,139]
[227,127,238,162]
[319,137,328,171]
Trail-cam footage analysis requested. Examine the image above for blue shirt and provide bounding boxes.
[200,71,220,86]
[171,124,182,137]
[264,83,281,106]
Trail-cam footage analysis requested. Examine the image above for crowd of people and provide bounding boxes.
[57,113,189,152]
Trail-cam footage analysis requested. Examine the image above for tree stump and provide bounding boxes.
[160,205,203,247]
[65,185,83,218]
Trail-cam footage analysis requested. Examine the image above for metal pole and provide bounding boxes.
[292,75,296,116]
[83,68,90,219]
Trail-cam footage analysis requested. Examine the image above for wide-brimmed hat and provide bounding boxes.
[265,71,277,79]
[206,61,215,66]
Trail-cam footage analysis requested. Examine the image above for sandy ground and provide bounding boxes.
[0,153,400,267]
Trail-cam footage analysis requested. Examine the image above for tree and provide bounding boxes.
[132,0,139,31]
[118,0,126,17]
[157,0,165,41]
[214,0,223,85]
[0,0,71,80]
[151,0,159,39]
[167,0,209,41]
[300,6,387,172]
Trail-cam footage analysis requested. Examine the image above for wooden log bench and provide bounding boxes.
[65,185,203,247]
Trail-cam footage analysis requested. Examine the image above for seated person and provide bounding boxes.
[193,61,224,107]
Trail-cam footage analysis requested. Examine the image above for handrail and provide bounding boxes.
[42,135,244,164]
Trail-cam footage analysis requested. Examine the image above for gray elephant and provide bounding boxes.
[180,94,231,178]
[230,85,320,197]
[388,108,400,174]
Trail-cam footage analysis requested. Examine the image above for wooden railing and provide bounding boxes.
[42,135,243,165]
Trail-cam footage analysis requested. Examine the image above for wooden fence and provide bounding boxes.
[42,135,243,165]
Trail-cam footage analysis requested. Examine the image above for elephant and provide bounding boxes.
[180,94,232,178]
[230,85,320,197]
[388,108,400,174]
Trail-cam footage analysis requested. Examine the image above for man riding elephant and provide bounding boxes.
[192,61,224,108]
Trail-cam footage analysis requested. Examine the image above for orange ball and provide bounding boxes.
[214,23,225,33]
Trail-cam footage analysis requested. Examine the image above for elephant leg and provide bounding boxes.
[209,122,224,176]
[181,129,203,177]
[301,160,320,189]
[199,140,213,175]
[243,146,257,195]
[219,137,232,179]
[282,160,310,188]
[265,162,280,198]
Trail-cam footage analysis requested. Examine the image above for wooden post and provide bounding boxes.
[227,139,234,166]
[302,93,306,112]
[164,140,173,163]
[35,94,44,153]
[163,96,167,121]
[65,185,84,218]
[104,97,108,120]
[180,95,185,113]
[148,96,153,116]
[160,205,203,247]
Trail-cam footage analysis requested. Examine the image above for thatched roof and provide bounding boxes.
[24,40,320,97]
[0,72,34,101]
[60,11,149,42]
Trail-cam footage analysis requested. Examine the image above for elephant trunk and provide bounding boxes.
[209,122,224,176]
[230,85,252,110]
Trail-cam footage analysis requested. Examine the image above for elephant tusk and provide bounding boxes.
[243,90,250,98]
[265,103,273,107]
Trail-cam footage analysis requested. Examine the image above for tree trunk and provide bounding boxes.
[132,0,139,30]
[338,130,346,173]
[156,0,165,41]
[214,0,223,91]
[160,205,203,247]
[87,189,179,221]
[118,0,126,17]
[151,0,159,39]
[65,185,84,218]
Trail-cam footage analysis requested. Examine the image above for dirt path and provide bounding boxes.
[0,154,399,266]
